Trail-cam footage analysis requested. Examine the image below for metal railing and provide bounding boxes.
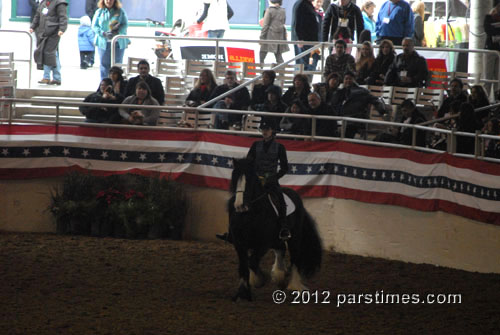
[1,97,499,163]
[0,30,34,88]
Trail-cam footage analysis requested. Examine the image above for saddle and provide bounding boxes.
[267,192,296,217]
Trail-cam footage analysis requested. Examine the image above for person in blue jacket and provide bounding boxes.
[78,16,95,69]
[92,0,130,79]
[361,1,376,42]
[376,0,414,46]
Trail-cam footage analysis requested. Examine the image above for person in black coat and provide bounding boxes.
[384,38,428,88]
[291,0,319,70]
[322,0,364,43]
[29,0,40,23]
[251,70,277,109]
[124,60,165,105]
[308,91,337,137]
[80,78,123,123]
[85,0,98,20]
[366,39,395,85]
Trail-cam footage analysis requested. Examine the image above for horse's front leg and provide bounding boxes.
[232,246,252,301]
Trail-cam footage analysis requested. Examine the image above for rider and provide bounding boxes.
[216,119,291,241]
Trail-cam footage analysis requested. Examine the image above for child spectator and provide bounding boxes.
[78,16,95,69]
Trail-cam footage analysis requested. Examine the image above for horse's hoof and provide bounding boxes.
[232,284,252,302]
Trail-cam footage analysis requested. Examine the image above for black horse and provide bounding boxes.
[228,158,323,301]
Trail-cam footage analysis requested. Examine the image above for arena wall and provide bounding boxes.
[1,178,499,274]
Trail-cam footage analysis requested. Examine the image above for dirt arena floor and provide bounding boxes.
[1,232,499,335]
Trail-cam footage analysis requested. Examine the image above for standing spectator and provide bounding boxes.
[291,0,319,71]
[322,0,363,44]
[197,0,234,38]
[185,68,218,107]
[92,0,130,80]
[80,78,123,123]
[355,41,375,85]
[78,16,95,69]
[366,39,395,85]
[282,74,311,107]
[29,0,41,23]
[484,3,500,97]
[385,37,428,87]
[310,0,324,71]
[260,0,289,64]
[86,0,99,20]
[412,1,426,47]
[323,39,355,81]
[376,0,414,46]
[30,0,68,86]
[361,1,377,42]
[125,60,165,105]
[120,81,160,126]
[250,70,279,109]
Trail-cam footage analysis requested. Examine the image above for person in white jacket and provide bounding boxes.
[197,0,234,38]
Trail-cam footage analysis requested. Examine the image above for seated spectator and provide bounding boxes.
[312,82,328,104]
[282,74,311,107]
[308,91,337,137]
[125,59,165,105]
[280,99,310,135]
[330,71,384,138]
[355,41,376,85]
[80,78,123,123]
[323,39,355,81]
[385,38,428,88]
[325,72,341,106]
[430,100,461,150]
[456,102,482,155]
[366,39,395,85]
[437,78,468,118]
[185,68,218,107]
[375,99,426,147]
[484,118,500,158]
[250,70,277,109]
[209,70,250,110]
[468,85,490,123]
[108,66,127,98]
[119,81,160,126]
[213,94,241,129]
[255,85,287,125]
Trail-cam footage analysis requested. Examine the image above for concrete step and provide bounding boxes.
[16,88,94,99]
[21,114,86,122]
[15,104,81,116]
[29,96,85,106]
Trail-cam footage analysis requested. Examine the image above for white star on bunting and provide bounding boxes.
[177,154,184,162]
[139,153,147,161]
[120,152,128,160]
[63,148,70,156]
[22,149,30,156]
[100,151,108,159]
[43,148,51,156]
[159,154,165,162]
[82,150,89,158]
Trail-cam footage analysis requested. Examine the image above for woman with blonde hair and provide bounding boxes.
[412,1,426,47]
[185,68,218,107]
[366,39,395,85]
[92,0,130,79]
[361,1,376,42]
[355,41,375,84]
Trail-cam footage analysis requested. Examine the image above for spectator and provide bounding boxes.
[213,94,240,129]
[282,74,311,107]
[86,0,98,20]
[210,70,250,127]
[355,41,375,85]
[322,0,363,44]
[375,98,426,147]
[256,85,288,126]
[92,0,130,80]
[412,1,426,47]
[385,37,428,87]
[280,99,311,135]
[291,0,319,71]
[376,0,414,46]
[29,0,40,24]
[430,100,461,150]
[484,118,500,159]
[361,1,377,42]
[333,26,353,55]
[366,39,395,85]
[120,81,160,126]
[30,0,68,86]
[331,71,384,138]
[260,0,289,64]
[185,68,218,107]
[310,0,325,71]
[197,0,234,38]
[108,66,127,98]
[308,92,337,137]
[456,103,482,155]
[468,85,490,123]
[78,16,95,69]
[312,82,328,103]
[251,70,278,109]
[80,78,123,123]
[437,78,468,118]
[484,3,500,95]
[323,39,355,81]
[325,72,341,106]
[125,60,165,105]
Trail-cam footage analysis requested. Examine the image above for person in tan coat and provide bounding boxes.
[259,0,290,63]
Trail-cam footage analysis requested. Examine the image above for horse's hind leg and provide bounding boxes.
[248,248,268,289]
[271,248,286,287]
[233,247,252,301]
[286,244,308,292]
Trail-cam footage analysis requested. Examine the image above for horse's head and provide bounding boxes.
[230,158,259,213]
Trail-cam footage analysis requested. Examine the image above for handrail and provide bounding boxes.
[0,30,34,88]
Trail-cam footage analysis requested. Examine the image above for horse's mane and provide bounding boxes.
[229,158,255,194]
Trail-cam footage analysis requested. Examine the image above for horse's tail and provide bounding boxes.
[297,210,322,278]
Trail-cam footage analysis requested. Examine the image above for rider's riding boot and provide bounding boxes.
[216,232,233,243]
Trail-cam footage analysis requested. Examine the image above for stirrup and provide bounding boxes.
[279,228,291,241]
